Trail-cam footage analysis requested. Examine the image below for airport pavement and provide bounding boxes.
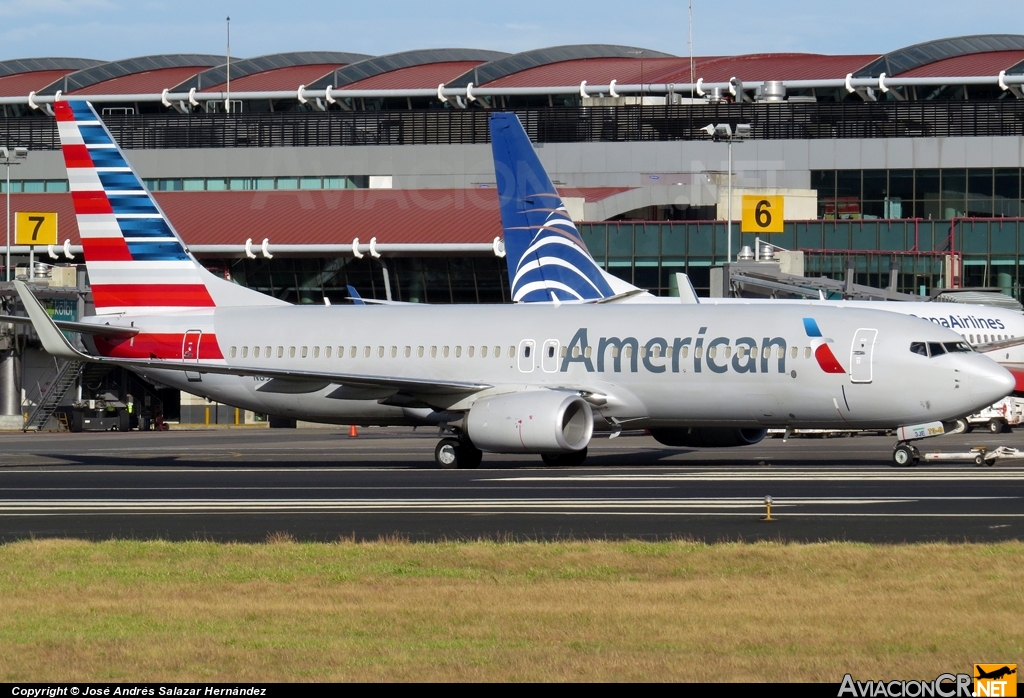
[0,428,1022,542]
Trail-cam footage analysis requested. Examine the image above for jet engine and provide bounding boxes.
[465,391,593,453]
[649,427,768,448]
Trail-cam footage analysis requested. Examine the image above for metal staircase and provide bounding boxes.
[23,359,82,431]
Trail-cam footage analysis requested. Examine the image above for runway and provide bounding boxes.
[1,428,1022,542]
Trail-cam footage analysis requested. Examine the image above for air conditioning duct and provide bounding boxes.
[465,391,593,453]
[649,427,768,448]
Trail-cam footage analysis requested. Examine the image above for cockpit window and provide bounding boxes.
[943,341,973,353]
[927,342,946,356]
[910,342,927,356]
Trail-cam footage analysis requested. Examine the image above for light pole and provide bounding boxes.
[2,146,28,282]
[701,123,750,263]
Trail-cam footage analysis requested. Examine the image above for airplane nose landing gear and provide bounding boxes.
[892,443,920,467]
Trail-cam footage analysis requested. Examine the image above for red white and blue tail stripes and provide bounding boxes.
[55,100,214,315]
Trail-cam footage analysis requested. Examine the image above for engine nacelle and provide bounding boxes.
[650,427,768,448]
[466,391,593,453]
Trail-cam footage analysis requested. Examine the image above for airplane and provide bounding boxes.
[9,100,1016,470]
[489,111,1024,393]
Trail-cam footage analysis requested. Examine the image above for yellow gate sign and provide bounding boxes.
[15,211,58,246]
[741,196,784,233]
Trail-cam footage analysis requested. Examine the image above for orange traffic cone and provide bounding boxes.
[349,424,358,438]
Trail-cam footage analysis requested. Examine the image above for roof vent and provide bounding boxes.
[756,80,786,102]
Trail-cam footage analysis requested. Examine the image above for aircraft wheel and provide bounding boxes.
[892,445,915,467]
[988,419,1005,434]
[540,447,588,467]
[435,438,461,469]
[974,454,985,466]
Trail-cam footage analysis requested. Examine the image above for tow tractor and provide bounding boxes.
[891,418,1024,466]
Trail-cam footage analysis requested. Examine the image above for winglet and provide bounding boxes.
[13,280,89,361]
[346,285,366,306]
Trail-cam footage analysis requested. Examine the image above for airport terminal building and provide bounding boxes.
[2,34,1024,425]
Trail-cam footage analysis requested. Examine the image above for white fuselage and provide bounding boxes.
[89,303,1015,431]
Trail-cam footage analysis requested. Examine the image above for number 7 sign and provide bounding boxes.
[741,196,784,233]
[15,211,58,246]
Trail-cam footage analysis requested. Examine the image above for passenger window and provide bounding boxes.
[572,346,580,358]
[585,346,592,358]
[300,346,308,358]
[969,334,975,343]
[455,346,461,358]
[430,346,437,358]
[417,346,424,358]
[364,346,370,358]
[325,346,332,358]
[680,346,688,358]
[404,346,411,358]
[737,346,746,358]
[265,346,271,357]
[928,342,945,356]
[762,347,770,359]
[803,347,811,359]
[751,346,758,357]
[377,346,384,358]
[313,346,320,358]
[790,346,798,359]
[289,347,296,358]
[241,346,248,358]
[277,347,283,358]
[694,347,703,359]
[349,346,357,358]
[230,347,237,358]
[442,346,450,358]
[910,342,927,356]
[610,346,619,358]
[665,346,673,358]
[725,346,732,359]
[391,346,397,358]
[468,346,474,358]
[777,347,784,359]
[253,346,260,358]
[707,346,716,359]
[524,345,531,358]
[481,346,488,358]
[336,346,342,357]
[560,346,567,358]
[547,345,555,358]
[508,346,515,358]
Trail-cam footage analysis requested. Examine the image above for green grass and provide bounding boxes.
[0,539,1021,681]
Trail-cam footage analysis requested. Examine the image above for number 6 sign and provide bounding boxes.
[741,196,784,233]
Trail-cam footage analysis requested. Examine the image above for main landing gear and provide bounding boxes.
[435,437,483,470]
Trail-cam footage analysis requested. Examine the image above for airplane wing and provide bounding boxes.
[0,313,140,337]
[12,281,488,397]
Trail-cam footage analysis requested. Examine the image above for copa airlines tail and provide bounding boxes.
[490,112,641,303]
[55,99,283,315]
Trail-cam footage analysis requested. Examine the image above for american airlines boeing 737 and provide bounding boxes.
[10,101,1016,469]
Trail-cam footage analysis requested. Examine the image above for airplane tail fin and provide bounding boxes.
[55,99,284,315]
[490,112,638,302]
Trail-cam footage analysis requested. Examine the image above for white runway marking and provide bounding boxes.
[0,496,1018,516]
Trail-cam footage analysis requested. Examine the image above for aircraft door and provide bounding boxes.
[182,330,202,383]
[541,339,559,373]
[518,339,536,373]
[182,330,202,361]
[850,328,877,383]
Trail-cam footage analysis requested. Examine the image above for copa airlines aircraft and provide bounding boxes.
[489,111,1024,393]
[11,101,1015,469]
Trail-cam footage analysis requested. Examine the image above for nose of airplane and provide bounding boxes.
[968,357,1016,407]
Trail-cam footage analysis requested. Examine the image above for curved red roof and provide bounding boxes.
[481,53,879,87]
[71,66,214,95]
[205,64,343,92]
[0,70,77,97]
[345,61,486,90]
